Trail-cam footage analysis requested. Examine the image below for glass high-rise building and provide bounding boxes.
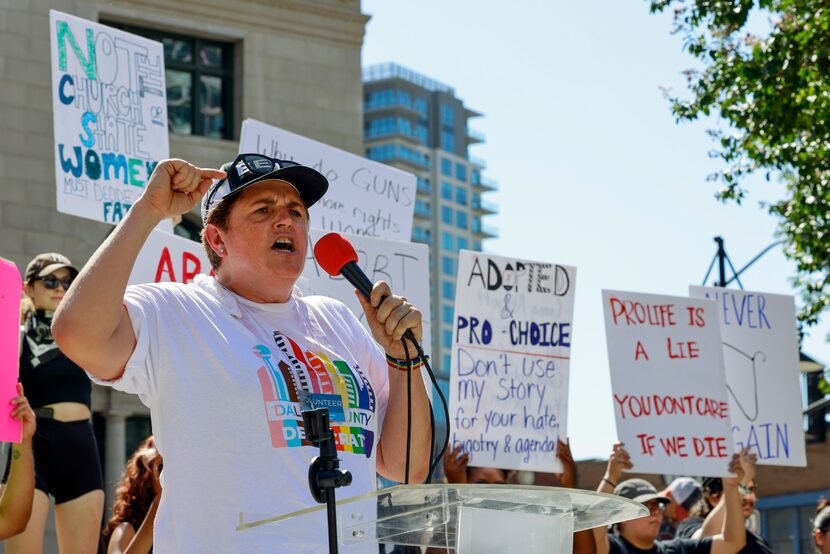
[363,62,499,398]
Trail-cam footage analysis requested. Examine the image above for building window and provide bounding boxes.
[455,186,468,206]
[455,163,467,182]
[441,206,453,225]
[441,158,453,177]
[442,305,454,324]
[441,104,455,128]
[441,256,454,276]
[441,232,453,250]
[442,280,455,300]
[441,181,453,201]
[443,354,452,371]
[104,22,234,139]
[456,210,468,230]
[473,240,481,251]
[441,130,455,153]
[366,144,430,168]
[412,226,431,243]
[457,237,469,251]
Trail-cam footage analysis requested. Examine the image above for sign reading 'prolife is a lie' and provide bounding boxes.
[602,290,733,476]
[50,11,168,225]
[450,252,575,473]
[690,287,806,467]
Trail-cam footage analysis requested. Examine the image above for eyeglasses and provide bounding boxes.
[643,501,666,515]
[205,154,302,210]
[37,275,73,290]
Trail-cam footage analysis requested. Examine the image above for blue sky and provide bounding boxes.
[361,0,830,461]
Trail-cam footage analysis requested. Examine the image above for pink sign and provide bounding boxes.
[0,258,22,443]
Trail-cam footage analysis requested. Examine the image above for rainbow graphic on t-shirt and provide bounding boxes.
[253,332,376,458]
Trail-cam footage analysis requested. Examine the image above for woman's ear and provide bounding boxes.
[23,282,34,299]
[204,223,225,256]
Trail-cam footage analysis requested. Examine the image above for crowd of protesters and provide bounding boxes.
[0,154,830,554]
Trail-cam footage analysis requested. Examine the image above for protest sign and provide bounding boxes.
[300,230,432,356]
[448,251,575,473]
[239,119,416,241]
[129,229,212,286]
[690,287,806,466]
[128,229,431,358]
[50,10,168,224]
[602,290,734,476]
[0,259,23,442]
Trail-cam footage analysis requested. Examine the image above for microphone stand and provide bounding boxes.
[302,407,352,554]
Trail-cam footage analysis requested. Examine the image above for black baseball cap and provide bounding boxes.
[614,478,671,504]
[201,153,328,224]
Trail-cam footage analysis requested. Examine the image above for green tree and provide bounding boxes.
[649,0,829,339]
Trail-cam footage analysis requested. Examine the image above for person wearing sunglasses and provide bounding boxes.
[590,442,747,554]
[691,449,772,554]
[3,253,105,553]
[53,156,431,552]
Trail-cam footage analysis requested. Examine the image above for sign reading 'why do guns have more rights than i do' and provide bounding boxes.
[450,251,576,473]
[602,290,734,476]
[690,287,806,467]
[50,11,168,225]
[239,119,416,242]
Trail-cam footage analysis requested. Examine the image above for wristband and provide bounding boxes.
[602,477,617,488]
[386,354,429,371]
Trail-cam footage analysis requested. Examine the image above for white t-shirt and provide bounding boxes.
[95,275,389,552]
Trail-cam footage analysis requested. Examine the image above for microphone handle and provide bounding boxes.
[340,262,418,346]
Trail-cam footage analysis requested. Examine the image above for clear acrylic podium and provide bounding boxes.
[237,484,647,552]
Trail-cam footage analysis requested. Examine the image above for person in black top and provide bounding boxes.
[676,478,723,539]
[591,443,746,554]
[692,450,772,554]
[3,253,104,553]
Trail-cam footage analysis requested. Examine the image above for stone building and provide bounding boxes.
[0,1,367,550]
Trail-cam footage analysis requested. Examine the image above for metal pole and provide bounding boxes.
[714,236,727,287]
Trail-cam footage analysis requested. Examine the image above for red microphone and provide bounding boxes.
[314,232,416,342]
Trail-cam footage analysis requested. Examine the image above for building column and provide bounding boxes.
[104,411,128,518]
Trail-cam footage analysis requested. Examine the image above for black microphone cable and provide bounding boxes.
[398,335,449,486]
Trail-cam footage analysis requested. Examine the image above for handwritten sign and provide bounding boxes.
[239,119,416,241]
[0,258,23,442]
[449,251,575,473]
[689,287,806,467]
[129,229,212,286]
[602,290,733,476]
[129,229,431,358]
[50,10,168,224]
[300,230,432,357]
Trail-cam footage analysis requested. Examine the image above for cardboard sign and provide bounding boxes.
[239,119,416,241]
[129,230,432,358]
[690,287,806,466]
[602,290,733,476]
[0,259,23,443]
[129,229,212,286]
[300,230,432,356]
[449,251,576,473]
[50,10,168,224]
